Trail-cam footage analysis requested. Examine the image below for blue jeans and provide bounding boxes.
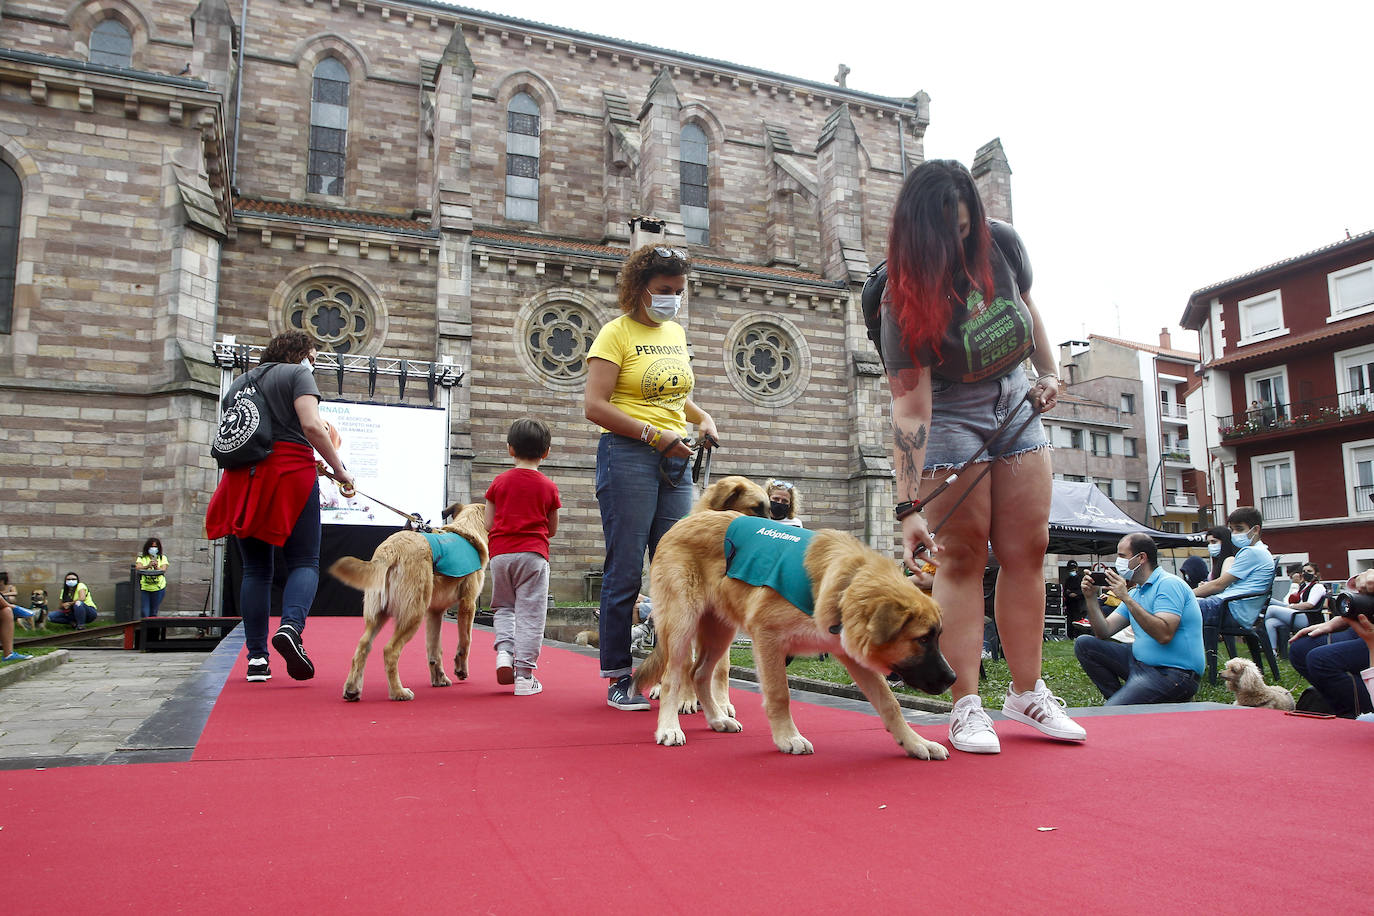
[140,589,165,618]
[50,602,98,627]
[1074,635,1200,705]
[595,433,693,678]
[235,479,321,660]
[1289,629,1372,718]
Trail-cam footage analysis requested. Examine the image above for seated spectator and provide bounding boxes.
[1203,524,1239,582]
[1,591,33,662]
[0,571,37,631]
[1062,560,1086,625]
[764,478,804,528]
[50,571,99,628]
[1193,507,1274,627]
[1289,570,1374,718]
[1074,533,1204,705]
[1263,563,1326,649]
[1179,554,1208,589]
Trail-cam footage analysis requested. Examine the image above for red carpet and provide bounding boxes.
[3,618,1368,912]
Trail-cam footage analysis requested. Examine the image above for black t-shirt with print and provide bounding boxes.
[880,219,1035,383]
[222,362,321,447]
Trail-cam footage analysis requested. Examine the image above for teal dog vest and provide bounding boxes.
[419,532,483,578]
[723,516,817,615]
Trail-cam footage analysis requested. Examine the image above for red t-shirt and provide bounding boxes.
[484,467,561,560]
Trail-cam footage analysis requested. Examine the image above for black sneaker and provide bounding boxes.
[271,624,315,680]
[607,675,651,711]
[246,656,272,682]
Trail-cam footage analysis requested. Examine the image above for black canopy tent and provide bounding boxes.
[1046,481,1205,556]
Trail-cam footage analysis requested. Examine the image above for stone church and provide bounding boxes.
[0,0,1013,607]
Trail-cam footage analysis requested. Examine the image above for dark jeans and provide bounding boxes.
[595,433,693,679]
[139,588,165,618]
[1074,635,1200,705]
[49,602,98,627]
[1289,629,1372,718]
[235,480,321,660]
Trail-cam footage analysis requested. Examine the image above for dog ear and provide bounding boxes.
[865,602,907,646]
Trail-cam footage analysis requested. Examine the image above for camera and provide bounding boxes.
[1089,571,1110,586]
[1335,590,1374,620]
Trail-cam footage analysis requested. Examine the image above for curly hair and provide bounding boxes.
[764,478,800,520]
[261,330,315,365]
[616,244,691,313]
[140,537,163,556]
[884,159,995,363]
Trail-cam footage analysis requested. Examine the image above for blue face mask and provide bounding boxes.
[1207,543,1221,557]
[1231,530,1251,549]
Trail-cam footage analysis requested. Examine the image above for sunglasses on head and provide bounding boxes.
[770,480,794,491]
[652,246,688,261]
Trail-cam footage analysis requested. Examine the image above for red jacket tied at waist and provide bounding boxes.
[205,441,318,546]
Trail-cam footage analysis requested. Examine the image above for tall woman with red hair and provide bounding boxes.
[882,160,1084,754]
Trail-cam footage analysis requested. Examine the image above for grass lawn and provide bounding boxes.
[729,638,1306,708]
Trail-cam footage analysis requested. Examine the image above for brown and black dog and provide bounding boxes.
[331,502,488,701]
[635,511,955,757]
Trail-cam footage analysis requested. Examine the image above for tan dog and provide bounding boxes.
[1220,657,1295,710]
[633,511,955,758]
[28,589,49,629]
[331,502,488,701]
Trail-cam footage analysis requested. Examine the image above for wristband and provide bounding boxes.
[649,429,663,450]
[894,500,919,521]
[639,423,654,443]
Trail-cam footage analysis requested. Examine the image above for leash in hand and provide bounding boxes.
[316,463,434,532]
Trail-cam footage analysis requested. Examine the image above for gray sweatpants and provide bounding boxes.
[490,552,549,673]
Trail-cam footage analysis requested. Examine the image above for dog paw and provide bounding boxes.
[775,734,814,755]
[655,727,687,747]
[342,688,361,702]
[677,698,701,715]
[431,670,452,688]
[902,737,949,760]
[647,684,661,700]
[707,716,742,734]
[390,687,415,701]
[453,664,469,681]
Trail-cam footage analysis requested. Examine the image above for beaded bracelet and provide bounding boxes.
[639,423,654,443]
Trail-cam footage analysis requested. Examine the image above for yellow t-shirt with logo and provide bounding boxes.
[588,315,693,435]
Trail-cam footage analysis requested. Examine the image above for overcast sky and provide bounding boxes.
[459,0,1374,356]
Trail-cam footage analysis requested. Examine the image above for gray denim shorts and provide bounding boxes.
[924,368,1049,472]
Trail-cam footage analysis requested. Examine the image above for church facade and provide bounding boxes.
[0,0,1013,605]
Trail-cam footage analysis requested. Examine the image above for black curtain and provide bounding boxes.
[220,524,402,618]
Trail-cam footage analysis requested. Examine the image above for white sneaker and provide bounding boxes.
[1002,679,1087,742]
[514,675,543,696]
[495,650,514,685]
[948,694,1000,754]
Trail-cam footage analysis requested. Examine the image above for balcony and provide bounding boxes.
[1160,403,1188,422]
[1217,388,1374,442]
[1260,493,1295,521]
[1165,490,1200,509]
[1355,483,1374,513]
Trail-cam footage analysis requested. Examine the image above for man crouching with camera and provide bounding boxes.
[1289,570,1374,719]
[1073,532,1206,705]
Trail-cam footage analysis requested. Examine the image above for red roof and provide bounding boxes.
[1088,333,1199,362]
[235,197,433,232]
[1205,312,1374,369]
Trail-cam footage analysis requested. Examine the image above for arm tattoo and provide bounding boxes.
[893,422,927,499]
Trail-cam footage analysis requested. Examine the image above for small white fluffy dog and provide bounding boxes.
[1219,657,1295,710]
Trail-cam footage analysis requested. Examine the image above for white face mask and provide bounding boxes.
[1207,543,1221,557]
[1114,555,1139,580]
[149,547,159,557]
[301,357,314,371]
[65,579,78,588]
[647,294,682,323]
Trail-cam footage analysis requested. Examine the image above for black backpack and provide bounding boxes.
[211,363,278,469]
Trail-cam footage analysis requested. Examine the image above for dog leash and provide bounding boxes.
[316,463,434,532]
[912,391,1045,570]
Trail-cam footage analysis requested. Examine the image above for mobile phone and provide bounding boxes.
[1089,571,1109,586]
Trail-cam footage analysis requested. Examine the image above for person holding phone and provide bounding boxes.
[1288,570,1374,718]
[1073,532,1205,705]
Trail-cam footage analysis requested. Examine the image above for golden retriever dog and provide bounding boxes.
[1220,657,1295,710]
[330,502,488,701]
[633,511,955,758]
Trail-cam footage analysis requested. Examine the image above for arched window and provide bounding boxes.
[680,123,709,245]
[308,58,349,196]
[0,160,18,334]
[505,92,540,223]
[90,19,132,69]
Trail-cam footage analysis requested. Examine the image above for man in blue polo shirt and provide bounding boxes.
[1074,532,1204,704]
[1193,506,1275,627]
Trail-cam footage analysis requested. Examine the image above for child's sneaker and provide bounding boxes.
[246,657,271,682]
[948,694,1000,754]
[514,675,543,696]
[495,650,514,685]
[607,674,650,710]
[1001,678,1087,742]
[3,651,33,662]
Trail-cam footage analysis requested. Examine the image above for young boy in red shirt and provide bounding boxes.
[484,418,561,695]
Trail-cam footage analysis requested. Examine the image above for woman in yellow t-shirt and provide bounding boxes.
[584,244,719,710]
[135,536,171,618]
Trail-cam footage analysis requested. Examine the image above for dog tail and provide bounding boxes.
[632,641,666,694]
[329,556,388,593]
